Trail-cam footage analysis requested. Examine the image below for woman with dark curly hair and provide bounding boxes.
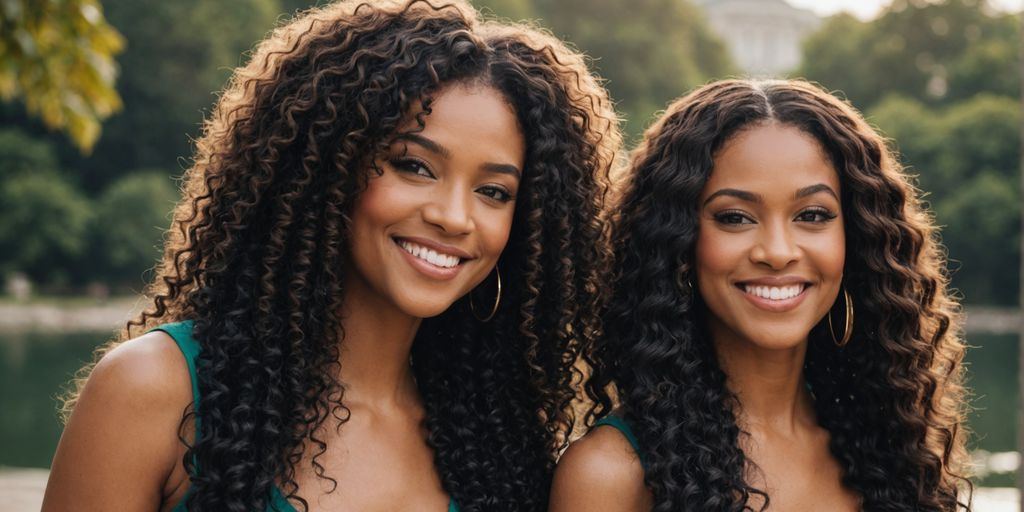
[551,79,970,512]
[43,1,619,510]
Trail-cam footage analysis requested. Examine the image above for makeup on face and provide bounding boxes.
[696,122,845,351]
[344,83,525,319]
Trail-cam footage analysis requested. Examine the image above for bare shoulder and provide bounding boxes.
[87,330,193,406]
[42,330,194,512]
[549,423,650,512]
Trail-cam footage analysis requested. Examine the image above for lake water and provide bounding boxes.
[1,330,1017,480]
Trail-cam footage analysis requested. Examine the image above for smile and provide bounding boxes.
[396,239,462,269]
[742,284,805,301]
[735,280,811,312]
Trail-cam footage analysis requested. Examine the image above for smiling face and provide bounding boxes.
[696,122,845,352]
[345,83,525,319]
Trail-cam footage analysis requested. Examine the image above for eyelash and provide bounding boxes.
[714,210,753,225]
[795,207,838,223]
[478,186,514,203]
[390,157,434,178]
[713,207,838,225]
[389,157,515,203]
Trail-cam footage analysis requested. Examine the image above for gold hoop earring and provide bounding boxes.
[470,267,501,322]
[828,287,854,347]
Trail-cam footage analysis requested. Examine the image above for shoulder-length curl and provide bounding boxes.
[66,1,620,510]
[590,79,970,511]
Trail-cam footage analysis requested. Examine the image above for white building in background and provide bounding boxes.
[696,0,820,77]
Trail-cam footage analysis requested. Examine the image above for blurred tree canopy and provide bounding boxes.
[73,0,279,193]
[513,0,734,137]
[0,0,124,152]
[799,0,1020,305]
[800,0,1018,109]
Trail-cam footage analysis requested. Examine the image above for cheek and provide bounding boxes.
[478,208,515,262]
[354,175,406,222]
[695,223,741,282]
[809,224,845,281]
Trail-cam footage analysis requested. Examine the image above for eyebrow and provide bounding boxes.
[391,132,522,179]
[795,183,839,201]
[703,183,840,207]
[392,133,451,159]
[703,188,762,207]
[482,162,522,179]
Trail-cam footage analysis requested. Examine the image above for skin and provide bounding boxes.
[43,83,525,512]
[550,122,858,511]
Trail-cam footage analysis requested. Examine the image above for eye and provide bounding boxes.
[477,185,514,203]
[795,207,837,223]
[390,157,434,178]
[714,210,754,225]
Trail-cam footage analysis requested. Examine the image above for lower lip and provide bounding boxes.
[394,239,463,281]
[737,285,810,312]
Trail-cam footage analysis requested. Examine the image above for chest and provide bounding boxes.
[287,417,450,512]
[743,432,860,511]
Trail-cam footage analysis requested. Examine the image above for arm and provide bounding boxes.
[42,331,193,512]
[549,425,652,512]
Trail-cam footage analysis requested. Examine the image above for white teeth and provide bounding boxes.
[398,240,460,268]
[743,284,804,301]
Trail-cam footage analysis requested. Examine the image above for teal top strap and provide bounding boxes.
[151,321,457,512]
[593,416,645,464]
[150,321,200,429]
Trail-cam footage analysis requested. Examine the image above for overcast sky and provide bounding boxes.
[786,0,1022,19]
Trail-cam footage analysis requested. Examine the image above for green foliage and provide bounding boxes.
[88,171,177,285]
[800,0,1019,111]
[0,128,60,180]
[0,0,124,152]
[72,0,279,193]
[936,173,1020,305]
[0,172,92,286]
[531,0,734,137]
[471,0,536,19]
[868,94,1020,305]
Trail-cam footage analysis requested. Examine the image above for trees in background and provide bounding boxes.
[799,0,1020,306]
[0,0,124,152]
[527,0,734,137]
[0,0,275,291]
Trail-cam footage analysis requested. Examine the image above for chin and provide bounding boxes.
[395,294,459,319]
[741,326,810,351]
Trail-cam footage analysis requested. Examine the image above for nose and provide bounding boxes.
[421,184,475,235]
[750,220,800,270]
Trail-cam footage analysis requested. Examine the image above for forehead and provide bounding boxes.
[393,83,524,165]
[703,122,839,198]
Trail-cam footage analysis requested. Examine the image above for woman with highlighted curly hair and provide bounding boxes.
[551,79,971,512]
[43,1,619,510]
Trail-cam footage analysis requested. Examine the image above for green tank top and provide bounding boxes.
[153,321,459,512]
[592,415,645,464]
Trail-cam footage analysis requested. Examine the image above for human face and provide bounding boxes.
[696,122,845,352]
[346,83,524,319]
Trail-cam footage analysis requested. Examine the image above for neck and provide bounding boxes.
[711,323,816,435]
[337,277,422,411]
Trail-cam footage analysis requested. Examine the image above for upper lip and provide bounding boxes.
[393,235,474,260]
[735,276,812,287]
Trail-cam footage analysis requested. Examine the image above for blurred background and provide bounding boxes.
[0,0,1020,509]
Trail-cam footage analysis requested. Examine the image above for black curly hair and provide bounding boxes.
[63,1,620,510]
[589,79,970,511]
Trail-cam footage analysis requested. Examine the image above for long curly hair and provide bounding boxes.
[64,1,620,510]
[590,79,970,511]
